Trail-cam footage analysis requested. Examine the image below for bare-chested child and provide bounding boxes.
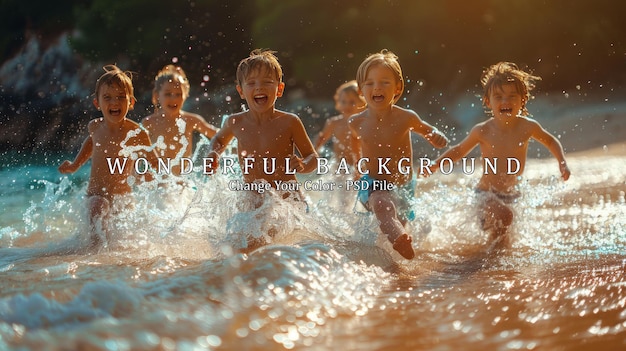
[59,65,158,249]
[314,80,366,167]
[205,49,318,204]
[142,65,218,175]
[349,50,449,260]
[428,62,570,248]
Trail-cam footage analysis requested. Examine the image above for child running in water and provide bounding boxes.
[205,49,318,202]
[59,65,157,249]
[142,65,218,175]
[349,50,449,260]
[205,49,318,251]
[429,61,570,248]
[314,80,366,167]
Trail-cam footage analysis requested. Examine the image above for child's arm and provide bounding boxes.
[313,119,335,150]
[205,123,234,174]
[59,136,93,174]
[530,122,571,181]
[290,117,319,174]
[428,128,480,175]
[347,115,362,155]
[409,112,448,148]
[347,128,361,166]
[186,113,218,139]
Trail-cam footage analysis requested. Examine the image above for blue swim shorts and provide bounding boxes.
[356,174,416,221]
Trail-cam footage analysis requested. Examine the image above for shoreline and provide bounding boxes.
[564,141,626,157]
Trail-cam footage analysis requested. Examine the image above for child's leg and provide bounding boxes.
[369,191,415,259]
[87,196,111,249]
[479,196,513,246]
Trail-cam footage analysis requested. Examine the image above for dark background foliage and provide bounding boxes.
[1,0,625,154]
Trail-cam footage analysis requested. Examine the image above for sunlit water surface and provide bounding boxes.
[0,147,624,351]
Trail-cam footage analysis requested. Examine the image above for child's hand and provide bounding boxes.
[426,130,449,148]
[289,154,305,173]
[205,151,220,175]
[560,161,571,181]
[58,161,77,174]
[420,164,437,178]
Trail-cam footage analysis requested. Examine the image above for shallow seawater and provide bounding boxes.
[0,150,624,350]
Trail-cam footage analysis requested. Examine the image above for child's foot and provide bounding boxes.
[392,234,415,260]
[488,228,511,251]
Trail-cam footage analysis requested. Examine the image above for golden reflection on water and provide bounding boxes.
[0,152,624,350]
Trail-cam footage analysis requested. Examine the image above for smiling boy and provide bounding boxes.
[429,62,570,247]
[59,65,157,248]
[205,49,318,196]
[142,65,218,175]
[349,50,448,260]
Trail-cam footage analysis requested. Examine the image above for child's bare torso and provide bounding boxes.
[474,118,535,193]
[88,119,146,198]
[351,108,415,185]
[143,113,196,159]
[229,111,301,183]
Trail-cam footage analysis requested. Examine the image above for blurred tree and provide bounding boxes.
[70,0,255,99]
[251,0,380,94]
[481,0,626,92]
[2,0,624,100]
[1,0,625,148]
[250,0,494,97]
[249,0,626,99]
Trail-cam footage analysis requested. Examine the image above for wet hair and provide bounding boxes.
[334,80,366,106]
[356,49,404,104]
[152,65,190,107]
[481,62,541,116]
[236,49,283,86]
[95,65,135,101]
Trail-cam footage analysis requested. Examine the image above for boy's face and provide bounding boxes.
[94,83,135,124]
[236,68,284,113]
[335,90,365,116]
[485,83,524,119]
[155,80,185,116]
[359,64,402,108]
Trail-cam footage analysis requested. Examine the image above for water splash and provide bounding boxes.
[0,150,624,350]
